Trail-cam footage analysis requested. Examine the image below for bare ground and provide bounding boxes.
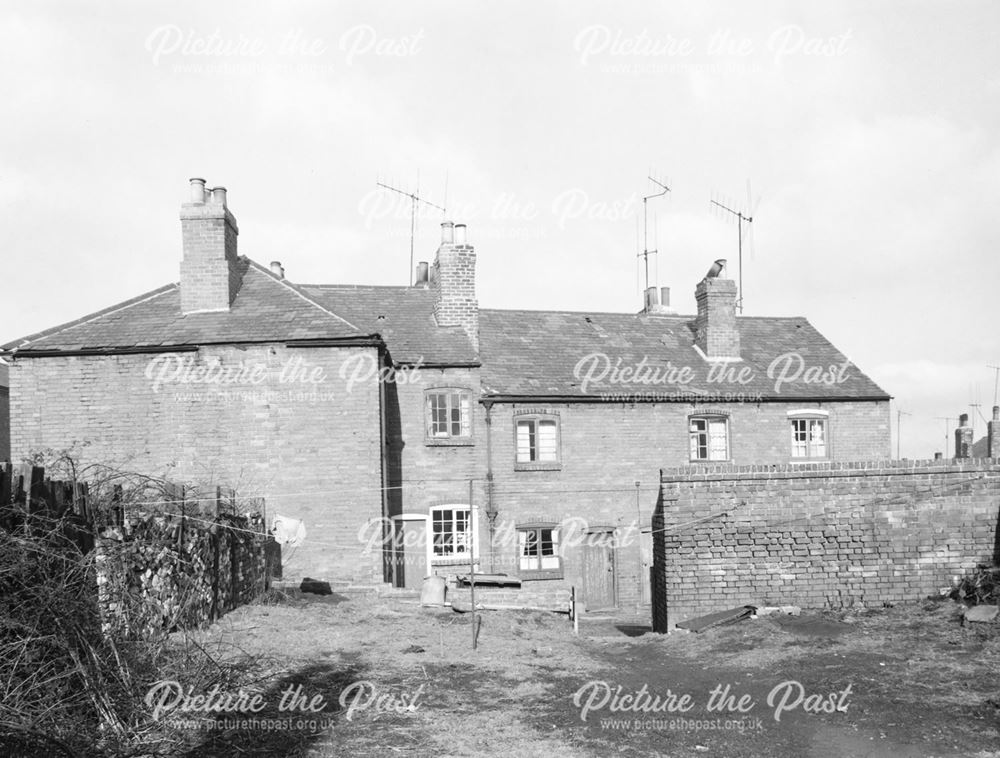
[166,592,1000,758]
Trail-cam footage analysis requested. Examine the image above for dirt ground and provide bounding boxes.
[167,592,1000,758]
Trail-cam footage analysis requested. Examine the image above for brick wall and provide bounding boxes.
[9,344,384,584]
[0,382,9,463]
[652,459,1000,632]
[381,365,487,587]
[486,399,891,613]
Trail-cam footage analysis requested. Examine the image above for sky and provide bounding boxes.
[1,1,998,458]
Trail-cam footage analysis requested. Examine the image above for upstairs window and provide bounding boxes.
[516,417,559,464]
[790,416,828,459]
[426,390,471,440]
[689,416,729,461]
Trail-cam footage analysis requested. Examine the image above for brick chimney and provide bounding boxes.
[988,406,1000,459]
[694,271,740,359]
[955,413,973,459]
[180,178,241,314]
[432,222,478,352]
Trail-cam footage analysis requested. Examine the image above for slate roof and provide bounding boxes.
[300,285,477,365]
[478,309,889,401]
[1,259,371,353]
[1,255,889,401]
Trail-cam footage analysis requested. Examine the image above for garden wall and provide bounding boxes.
[652,459,1000,632]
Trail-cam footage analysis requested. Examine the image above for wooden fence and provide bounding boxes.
[0,462,273,633]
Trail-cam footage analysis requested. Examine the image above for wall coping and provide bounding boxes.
[661,458,1000,483]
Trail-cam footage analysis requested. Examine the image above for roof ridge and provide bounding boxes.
[2,284,177,352]
[300,283,415,292]
[244,259,360,332]
[479,308,809,321]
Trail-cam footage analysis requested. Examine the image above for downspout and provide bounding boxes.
[378,348,391,585]
[484,399,496,573]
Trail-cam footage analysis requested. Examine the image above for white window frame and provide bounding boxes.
[517,523,563,579]
[425,389,472,441]
[428,504,478,565]
[787,410,830,460]
[689,415,730,462]
[514,414,561,469]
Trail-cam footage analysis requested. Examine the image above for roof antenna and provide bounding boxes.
[988,363,1000,408]
[376,176,446,285]
[637,175,670,293]
[710,180,760,314]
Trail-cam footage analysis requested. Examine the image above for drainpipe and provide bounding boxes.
[484,400,496,572]
[378,350,391,585]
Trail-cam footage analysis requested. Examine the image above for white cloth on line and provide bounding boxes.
[271,515,307,547]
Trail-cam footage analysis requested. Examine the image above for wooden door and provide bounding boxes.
[583,531,617,610]
[393,517,428,589]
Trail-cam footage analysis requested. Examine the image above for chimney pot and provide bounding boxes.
[994,406,999,422]
[415,261,429,286]
[956,413,974,458]
[441,222,454,245]
[189,178,207,203]
[934,452,943,460]
[270,261,285,279]
[454,223,467,245]
[644,287,659,312]
[210,186,227,206]
[660,287,671,308]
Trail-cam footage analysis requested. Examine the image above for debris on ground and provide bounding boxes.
[754,605,801,617]
[964,604,999,624]
[299,577,333,595]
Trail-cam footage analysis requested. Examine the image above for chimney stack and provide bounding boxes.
[270,261,285,279]
[693,269,740,359]
[988,406,1000,459]
[432,221,478,352]
[179,178,241,314]
[955,413,973,459]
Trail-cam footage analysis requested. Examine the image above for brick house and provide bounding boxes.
[2,178,891,608]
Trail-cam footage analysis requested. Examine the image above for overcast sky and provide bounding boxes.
[2,1,998,458]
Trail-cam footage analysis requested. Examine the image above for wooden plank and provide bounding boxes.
[675,605,756,633]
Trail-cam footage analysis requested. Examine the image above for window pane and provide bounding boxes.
[689,418,708,460]
[432,509,452,555]
[454,509,469,552]
[708,419,728,460]
[449,393,462,436]
[519,528,561,572]
[790,418,825,458]
[518,531,533,569]
[516,420,534,462]
[430,394,448,437]
[459,394,471,436]
[809,420,826,457]
[537,420,558,461]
